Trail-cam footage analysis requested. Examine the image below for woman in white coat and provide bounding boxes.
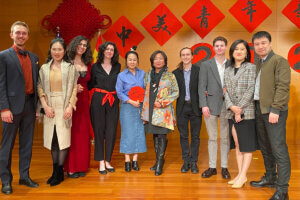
[38,38,78,186]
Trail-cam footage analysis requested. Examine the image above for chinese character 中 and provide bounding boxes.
[196,5,211,28]
[241,0,257,22]
[116,26,132,47]
[152,14,171,35]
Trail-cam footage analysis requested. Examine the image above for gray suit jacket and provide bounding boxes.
[198,57,229,115]
[224,62,256,120]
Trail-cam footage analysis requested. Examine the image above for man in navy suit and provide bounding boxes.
[0,21,39,194]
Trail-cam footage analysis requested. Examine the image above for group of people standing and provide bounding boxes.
[0,21,291,200]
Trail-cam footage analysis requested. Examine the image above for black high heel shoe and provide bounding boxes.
[98,168,107,175]
[132,161,140,171]
[125,162,131,172]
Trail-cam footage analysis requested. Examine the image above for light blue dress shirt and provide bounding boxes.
[116,68,145,103]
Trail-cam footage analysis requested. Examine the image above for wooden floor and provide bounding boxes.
[1,134,300,200]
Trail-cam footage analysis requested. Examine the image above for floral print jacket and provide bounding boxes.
[141,69,179,130]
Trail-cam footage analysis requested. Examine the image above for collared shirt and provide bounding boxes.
[216,58,227,87]
[116,68,145,103]
[183,65,192,101]
[12,45,33,94]
[254,55,268,100]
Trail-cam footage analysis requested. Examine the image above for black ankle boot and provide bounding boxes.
[50,165,64,186]
[125,162,131,172]
[155,137,167,176]
[47,163,58,184]
[150,136,159,171]
[132,161,140,171]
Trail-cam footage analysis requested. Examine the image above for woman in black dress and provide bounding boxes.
[223,40,258,188]
[88,41,120,175]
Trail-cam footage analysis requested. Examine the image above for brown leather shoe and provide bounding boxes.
[201,168,217,178]
[221,168,231,179]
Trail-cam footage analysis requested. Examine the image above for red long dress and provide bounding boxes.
[64,66,91,173]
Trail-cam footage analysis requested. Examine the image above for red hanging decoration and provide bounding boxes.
[288,43,300,73]
[182,0,225,39]
[282,0,300,29]
[229,0,272,33]
[103,16,145,58]
[41,0,112,44]
[141,3,183,46]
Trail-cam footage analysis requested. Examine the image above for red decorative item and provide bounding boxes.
[103,16,145,58]
[129,86,145,102]
[288,43,300,73]
[182,0,225,39]
[191,43,215,65]
[282,0,300,29]
[248,43,260,63]
[229,0,272,33]
[141,3,183,46]
[41,0,112,44]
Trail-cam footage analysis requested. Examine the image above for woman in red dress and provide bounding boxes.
[64,35,93,178]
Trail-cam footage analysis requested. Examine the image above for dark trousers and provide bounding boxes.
[90,93,119,162]
[177,102,202,162]
[0,97,35,184]
[255,101,291,192]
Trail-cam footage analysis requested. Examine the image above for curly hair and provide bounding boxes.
[97,41,119,65]
[67,35,92,65]
[45,38,68,63]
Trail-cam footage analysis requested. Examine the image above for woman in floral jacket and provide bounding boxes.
[141,50,179,176]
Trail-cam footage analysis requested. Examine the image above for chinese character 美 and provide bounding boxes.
[196,5,211,28]
[152,14,171,35]
[116,26,132,47]
[293,2,300,17]
[241,0,257,22]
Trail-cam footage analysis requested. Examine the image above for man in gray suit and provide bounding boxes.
[198,36,231,179]
[0,21,39,194]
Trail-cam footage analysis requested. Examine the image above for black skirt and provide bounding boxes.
[229,119,258,152]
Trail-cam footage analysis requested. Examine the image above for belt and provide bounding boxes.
[25,94,34,101]
[91,88,116,107]
[185,100,191,104]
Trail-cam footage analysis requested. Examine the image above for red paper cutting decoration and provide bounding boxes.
[191,43,215,65]
[182,0,225,39]
[248,43,259,64]
[102,16,145,58]
[229,0,272,33]
[41,0,112,44]
[128,86,145,102]
[288,43,300,73]
[141,3,183,46]
[282,0,300,29]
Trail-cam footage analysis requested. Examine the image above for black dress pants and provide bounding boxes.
[0,97,35,184]
[255,101,291,192]
[90,92,119,162]
[177,102,202,162]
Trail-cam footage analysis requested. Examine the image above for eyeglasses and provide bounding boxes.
[78,43,87,48]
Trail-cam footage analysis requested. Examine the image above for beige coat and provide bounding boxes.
[37,59,78,150]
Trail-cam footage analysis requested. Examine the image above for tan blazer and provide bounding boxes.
[37,59,78,150]
[224,62,256,120]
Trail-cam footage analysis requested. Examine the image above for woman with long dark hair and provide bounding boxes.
[38,38,78,186]
[88,41,120,175]
[116,48,147,172]
[224,40,258,188]
[141,50,179,176]
[64,35,93,178]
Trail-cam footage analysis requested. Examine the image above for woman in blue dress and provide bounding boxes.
[116,48,147,172]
